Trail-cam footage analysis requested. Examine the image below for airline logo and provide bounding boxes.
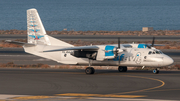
[29,35,44,40]
[30,25,37,27]
[30,29,40,32]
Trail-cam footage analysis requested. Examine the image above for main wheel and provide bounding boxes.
[118,66,127,72]
[85,67,95,74]
[153,69,159,74]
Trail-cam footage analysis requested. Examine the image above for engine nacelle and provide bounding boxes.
[96,45,123,61]
[70,45,123,61]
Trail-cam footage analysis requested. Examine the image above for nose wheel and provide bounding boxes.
[85,67,95,74]
[153,68,159,74]
[118,66,127,72]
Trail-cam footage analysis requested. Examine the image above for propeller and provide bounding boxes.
[114,37,121,56]
[151,37,155,47]
[114,37,121,65]
[146,36,155,49]
[118,37,120,65]
[118,37,120,49]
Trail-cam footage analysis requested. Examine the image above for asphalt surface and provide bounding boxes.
[0,69,179,101]
[0,48,180,100]
[1,35,180,42]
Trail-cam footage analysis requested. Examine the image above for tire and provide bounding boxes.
[153,69,159,74]
[91,67,95,74]
[118,66,127,72]
[123,66,127,72]
[85,67,95,74]
[157,70,159,74]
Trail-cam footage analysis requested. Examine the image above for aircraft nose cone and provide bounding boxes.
[163,56,174,66]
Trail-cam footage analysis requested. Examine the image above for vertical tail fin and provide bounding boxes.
[27,8,73,47]
[27,8,51,45]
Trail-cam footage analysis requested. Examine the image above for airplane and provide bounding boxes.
[6,8,174,74]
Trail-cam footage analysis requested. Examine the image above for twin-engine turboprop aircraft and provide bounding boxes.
[6,8,174,74]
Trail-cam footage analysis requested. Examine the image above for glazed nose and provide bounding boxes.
[163,56,174,66]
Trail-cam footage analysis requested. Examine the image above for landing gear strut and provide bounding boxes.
[153,68,159,74]
[85,67,95,74]
[118,66,127,72]
[85,59,95,74]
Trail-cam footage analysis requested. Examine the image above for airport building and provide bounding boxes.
[142,27,153,32]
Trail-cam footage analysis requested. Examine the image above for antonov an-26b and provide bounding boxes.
[6,8,174,74]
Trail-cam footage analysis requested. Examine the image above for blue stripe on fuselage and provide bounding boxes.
[138,44,146,48]
[105,45,115,56]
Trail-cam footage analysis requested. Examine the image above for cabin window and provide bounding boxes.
[148,51,152,55]
[144,56,147,59]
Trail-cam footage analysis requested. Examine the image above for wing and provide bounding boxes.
[146,44,164,46]
[43,46,99,52]
[122,44,132,48]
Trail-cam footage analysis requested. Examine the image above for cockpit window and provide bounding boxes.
[159,51,163,54]
[149,50,163,55]
[148,51,152,55]
[156,51,160,54]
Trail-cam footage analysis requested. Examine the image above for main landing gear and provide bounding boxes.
[118,66,127,72]
[152,68,159,74]
[85,66,128,74]
[85,59,95,74]
[85,67,95,74]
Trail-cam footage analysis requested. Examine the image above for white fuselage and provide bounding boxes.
[23,44,174,67]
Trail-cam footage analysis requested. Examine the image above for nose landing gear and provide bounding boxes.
[153,68,159,74]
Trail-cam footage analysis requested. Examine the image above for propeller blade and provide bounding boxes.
[118,37,120,66]
[118,37,120,48]
[152,37,155,47]
[119,56,120,66]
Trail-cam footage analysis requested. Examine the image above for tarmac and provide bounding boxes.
[0,69,179,101]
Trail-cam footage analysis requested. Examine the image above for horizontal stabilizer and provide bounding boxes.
[43,46,99,52]
[5,40,36,47]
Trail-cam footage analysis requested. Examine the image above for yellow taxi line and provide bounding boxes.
[55,93,146,98]
[12,96,54,100]
[114,75,165,94]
